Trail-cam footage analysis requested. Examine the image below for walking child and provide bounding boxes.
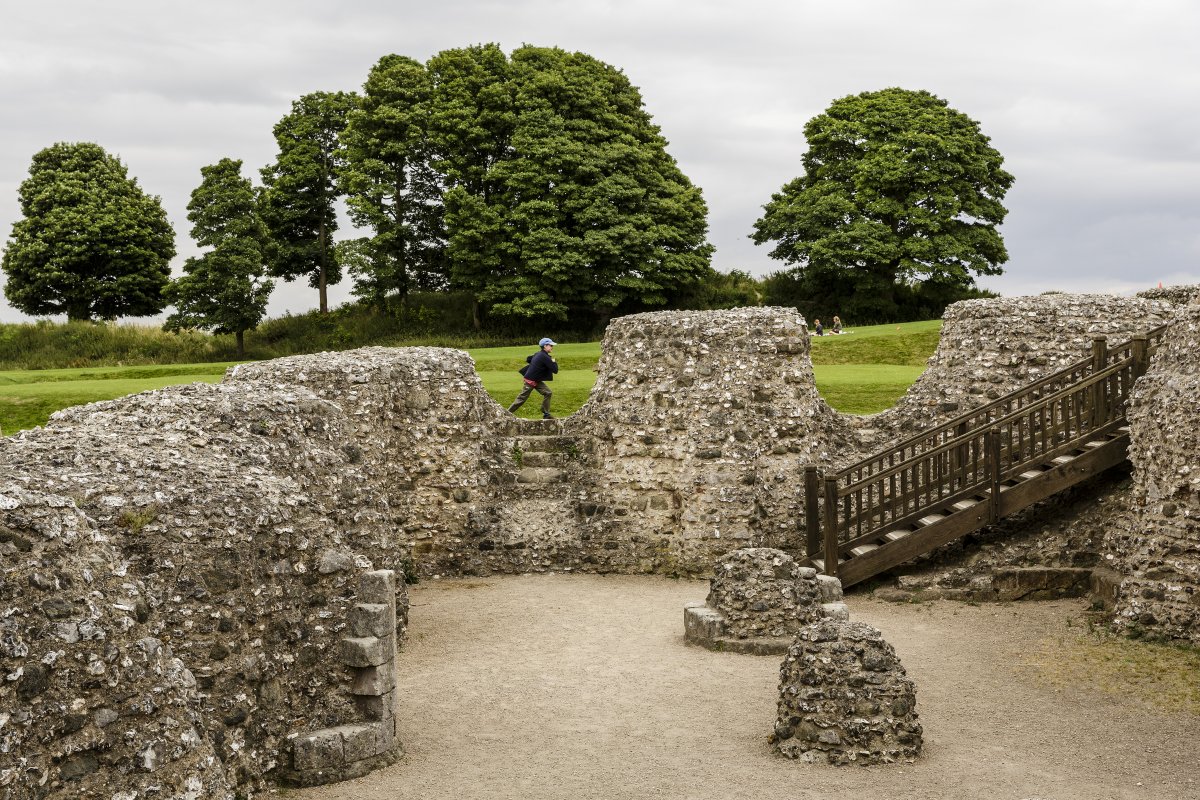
[509,338,559,419]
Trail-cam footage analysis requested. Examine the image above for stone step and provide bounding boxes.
[516,435,576,453]
[516,466,567,485]
[521,451,575,468]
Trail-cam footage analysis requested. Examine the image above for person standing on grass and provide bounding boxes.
[509,337,559,419]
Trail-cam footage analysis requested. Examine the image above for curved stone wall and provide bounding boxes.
[1117,305,1200,643]
[0,382,410,797]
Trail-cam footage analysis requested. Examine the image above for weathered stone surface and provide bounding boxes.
[349,603,395,639]
[340,635,394,668]
[685,548,848,654]
[294,729,344,772]
[351,663,397,696]
[2,295,1199,797]
[1116,303,1200,643]
[772,620,922,765]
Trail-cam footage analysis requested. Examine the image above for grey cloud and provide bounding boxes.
[2,0,1198,323]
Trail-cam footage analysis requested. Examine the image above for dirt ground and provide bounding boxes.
[294,574,1200,800]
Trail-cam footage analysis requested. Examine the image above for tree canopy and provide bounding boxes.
[752,88,1014,321]
[342,45,713,322]
[260,91,357,313]
[164,158,273,356]
[2,142,175,321]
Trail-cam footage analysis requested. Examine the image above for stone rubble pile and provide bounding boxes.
[771,620,922,765]
[684,548,847,654]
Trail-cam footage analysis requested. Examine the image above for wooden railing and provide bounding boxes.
[804,326,1166,576]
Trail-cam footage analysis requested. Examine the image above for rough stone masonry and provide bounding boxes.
[1,293,1198,797]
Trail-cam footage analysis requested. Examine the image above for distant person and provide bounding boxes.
[509,337,559,419]
[831,315,843,334]
[813,318,824,336]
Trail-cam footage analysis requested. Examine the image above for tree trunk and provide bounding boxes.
[318,218,329,314]
[66,301,91,322]
[472,299,482,331]
[236,330,245,358]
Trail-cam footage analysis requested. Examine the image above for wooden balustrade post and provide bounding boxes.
[804,466,821,557]
[1091,337,1108,427]
[951,421,968,488]
[987,429,1002,523]
[822,476,840,578]
[1131,334,1150,379]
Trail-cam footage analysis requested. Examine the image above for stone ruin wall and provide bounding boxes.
[4,292,1200,797]
[0,383,412,798]
[871,294,1177,441]
[1116,302,1200,644]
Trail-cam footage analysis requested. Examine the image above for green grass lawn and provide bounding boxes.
[0,321,940,433]
[0,363,234,434]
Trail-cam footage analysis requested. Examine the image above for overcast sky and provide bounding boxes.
[1,0,1197,323]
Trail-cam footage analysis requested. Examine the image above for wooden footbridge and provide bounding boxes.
[802,327,1166,588]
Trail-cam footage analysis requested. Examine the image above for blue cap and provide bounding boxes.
[539,337,557,346]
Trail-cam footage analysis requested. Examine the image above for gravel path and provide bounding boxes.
[296,574,1200,800]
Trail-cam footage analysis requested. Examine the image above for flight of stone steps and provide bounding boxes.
[509,420,590,487]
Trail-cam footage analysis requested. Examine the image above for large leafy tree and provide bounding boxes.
[752,88,1014,321]
[340,55,445,309]
[2,142,175,321]
[260,91,356,313]
[164,158,273,356]
[450,46,712,322]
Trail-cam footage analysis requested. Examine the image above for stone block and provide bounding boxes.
[339,635,394,668]
[337,723,378,763]
[349,602,395,638]
[351,662,397,696]
[821,602,850,621]
[359,570,396,606]
[354,691,396,721]
[293,728,344,772]
[815,574,843,602]
[374,716,397,755]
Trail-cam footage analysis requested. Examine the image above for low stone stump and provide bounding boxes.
[771,620,921,765]
[684,547,848,654]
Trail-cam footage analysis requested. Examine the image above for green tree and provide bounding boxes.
[164,158,273,357]
[752,88,1014,322]
[341,55,445,309]
[449,46,713,324]
[260,91,356,313]
[2,142,175,321]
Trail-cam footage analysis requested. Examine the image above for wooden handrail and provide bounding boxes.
[835,324,1169,480]
[814,324,1167,574]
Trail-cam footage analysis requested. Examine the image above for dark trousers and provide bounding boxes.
[509,381,552,415]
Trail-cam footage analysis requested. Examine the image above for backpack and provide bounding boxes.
[517,352,535,376]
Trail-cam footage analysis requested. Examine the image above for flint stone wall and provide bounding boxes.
[0,382,410,799]
[3,295,1200,797]
[772,620,921,765]
[684,548,847,654]
[1115,305,1200,643]
[871,294,1177,441]
[1137,284,1200,306]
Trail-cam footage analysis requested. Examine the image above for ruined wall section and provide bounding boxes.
[1137,284,1200,306]
[574,308,858,574]
[1115,305,1200,643]
[226,347,517,576]
[0,382,409,798]
[873,295,1177,441]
